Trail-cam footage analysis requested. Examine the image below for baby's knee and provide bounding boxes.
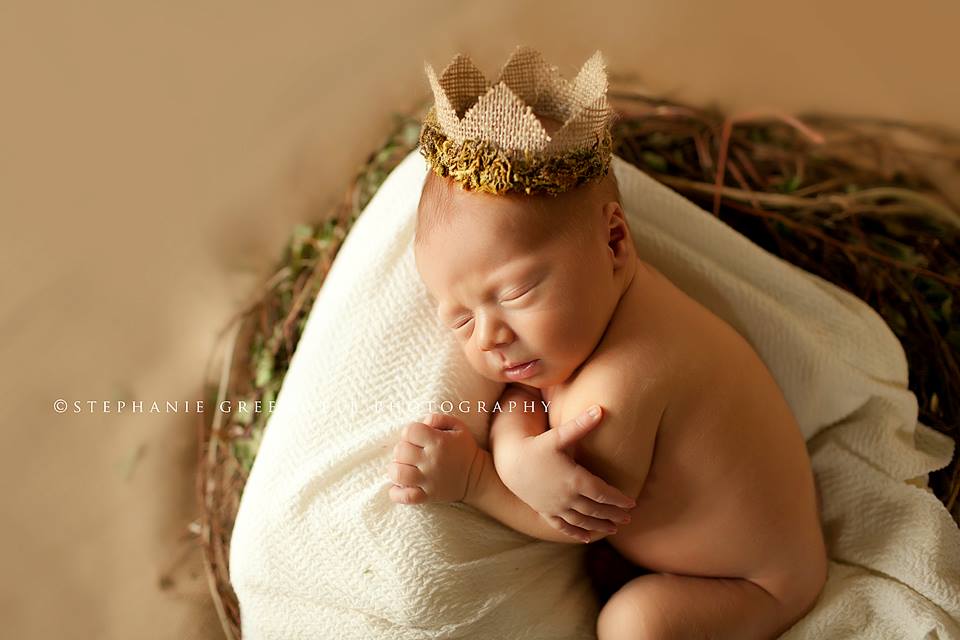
[596,579,666,640]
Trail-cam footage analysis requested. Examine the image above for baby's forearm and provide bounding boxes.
[488,400,554,503]
[488,401,545,464]
[464,448,598,545]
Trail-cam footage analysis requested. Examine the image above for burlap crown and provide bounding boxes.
[418,45,618,196]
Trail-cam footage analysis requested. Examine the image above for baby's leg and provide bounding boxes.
[596,572,814,640]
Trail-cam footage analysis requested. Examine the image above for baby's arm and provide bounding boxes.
[489,385,636,541]
[462,448,611,545]
[386,411,605,544]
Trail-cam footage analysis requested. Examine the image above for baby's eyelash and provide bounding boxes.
[452,316,474,330]
[501,285,535,302]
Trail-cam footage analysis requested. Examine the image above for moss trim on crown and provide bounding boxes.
[417,109,613,196]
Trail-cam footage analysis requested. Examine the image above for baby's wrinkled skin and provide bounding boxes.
[387,163,827,639]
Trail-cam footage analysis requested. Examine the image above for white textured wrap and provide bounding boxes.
[230,150,960,639]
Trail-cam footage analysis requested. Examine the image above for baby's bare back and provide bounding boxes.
[544,259,825,595]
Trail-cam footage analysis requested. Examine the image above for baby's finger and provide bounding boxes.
[559,509,618,535]
[421,412,466,432]
[392,440,423,465]
[570,496,632,525]
[387,461,425,487]
[546,515,592,544]
[575,469,637,509]
[552,405,603,451]
[400,421,433,447]
[389,484,427,505]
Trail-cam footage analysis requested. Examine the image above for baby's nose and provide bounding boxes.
[477,317,515,351]
[479,333,513,351]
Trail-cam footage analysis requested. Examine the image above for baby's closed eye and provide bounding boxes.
[500,287,534,304]
[451,315,473,330]
[499,279,542,305]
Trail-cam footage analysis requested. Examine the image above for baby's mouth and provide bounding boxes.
[502,359,540,381]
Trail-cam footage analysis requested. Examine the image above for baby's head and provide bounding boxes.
[414,156,637,388]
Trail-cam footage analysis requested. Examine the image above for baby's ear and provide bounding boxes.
[603,202,632,268]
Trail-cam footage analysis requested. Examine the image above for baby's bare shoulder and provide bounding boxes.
[550,350,670,498]
[582,311,678,402]
[563,346,670,424]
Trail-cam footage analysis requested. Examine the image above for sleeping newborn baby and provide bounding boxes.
[387,147,828,638]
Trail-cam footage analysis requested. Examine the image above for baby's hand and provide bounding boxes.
[387,413,483,505]
[497,405,636,542]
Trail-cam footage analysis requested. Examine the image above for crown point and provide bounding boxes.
[419,46,614,195]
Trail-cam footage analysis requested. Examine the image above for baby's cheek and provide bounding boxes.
[541,314,594,364]
[534,308,573,342]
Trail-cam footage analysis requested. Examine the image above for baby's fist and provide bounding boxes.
[387,414,482,505]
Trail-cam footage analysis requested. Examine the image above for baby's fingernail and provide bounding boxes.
[587,405,600,418]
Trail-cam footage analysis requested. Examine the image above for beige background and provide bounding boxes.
[2,1,958,638]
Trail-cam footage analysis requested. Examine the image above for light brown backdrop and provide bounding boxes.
[2,1,958,638]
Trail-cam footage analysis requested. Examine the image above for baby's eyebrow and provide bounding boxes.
[434,298,460,319]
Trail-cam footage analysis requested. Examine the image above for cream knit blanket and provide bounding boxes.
[230,151,960,639]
